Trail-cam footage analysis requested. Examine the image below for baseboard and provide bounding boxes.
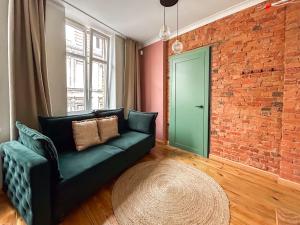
[209,154,278,181]
[210,154,300,191]
[278,177,300,192]
[156,144,300,191]
[156,139,168,145]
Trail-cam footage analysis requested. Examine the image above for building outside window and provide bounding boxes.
[65,20,109,112]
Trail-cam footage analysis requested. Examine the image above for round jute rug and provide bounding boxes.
[112,160,230,225]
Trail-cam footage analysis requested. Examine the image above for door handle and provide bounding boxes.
[195,105,204,109]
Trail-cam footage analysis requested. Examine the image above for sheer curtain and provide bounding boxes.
[124,38,141,116]
[107,34,116,109]
[107,35,126,109]
[8,0,52,139]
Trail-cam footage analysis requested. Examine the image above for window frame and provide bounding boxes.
[88,28,110,111]
[65,19,110,114]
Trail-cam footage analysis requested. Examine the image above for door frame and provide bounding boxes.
[169,46,211,157]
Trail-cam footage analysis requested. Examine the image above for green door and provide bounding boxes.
[169,47,210,157]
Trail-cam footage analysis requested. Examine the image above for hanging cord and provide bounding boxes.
[164,7,166,27]
[176,2,179,40]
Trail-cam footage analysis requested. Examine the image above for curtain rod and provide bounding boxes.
[61,0,127,38]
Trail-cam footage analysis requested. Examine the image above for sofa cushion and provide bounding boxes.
[54,144,127,219]
[97,116,120,142]
[72,119,102,151]
[93,108,126,133]
[15,121,62,180]
[127,110,158,134]
[106,131,151,150]
[39,113,96,152]
[106,131,155,163]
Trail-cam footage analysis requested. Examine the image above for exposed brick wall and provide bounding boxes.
[167,3,300,181]
[280,4,300,183]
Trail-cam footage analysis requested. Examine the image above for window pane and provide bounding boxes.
[92,34,107,61]
[91,61,106,110]
[66,24,85,56]
[67,56,86,112]
[65,21,109,112]
[86,32,90,58]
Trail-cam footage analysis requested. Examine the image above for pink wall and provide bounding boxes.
[140,41,167,141]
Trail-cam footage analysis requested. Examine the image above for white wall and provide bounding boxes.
[45,0,67,116]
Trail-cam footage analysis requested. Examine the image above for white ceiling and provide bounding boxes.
[64,0,263,44]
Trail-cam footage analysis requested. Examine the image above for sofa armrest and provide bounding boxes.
[0,141,52,225]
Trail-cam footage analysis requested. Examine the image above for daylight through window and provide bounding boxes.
[65,20,109,112]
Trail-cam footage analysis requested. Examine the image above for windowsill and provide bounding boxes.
[67,110,92,116]
[67,107,115,116]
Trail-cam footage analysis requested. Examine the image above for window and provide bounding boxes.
[65,20,109,112]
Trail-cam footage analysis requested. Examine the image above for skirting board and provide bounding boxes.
[209,154,278,181]
[210,154,300,192]
[156,139,168,145]
[155,141,300,192]
[278,177,300,192]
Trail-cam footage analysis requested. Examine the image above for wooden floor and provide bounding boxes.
[1,144,300,225]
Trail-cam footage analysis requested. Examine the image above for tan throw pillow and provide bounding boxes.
[97,116,120,142]
[72,119,102,151]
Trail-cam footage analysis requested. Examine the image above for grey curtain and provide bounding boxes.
[8,0,52,139]
[124,39,141,116]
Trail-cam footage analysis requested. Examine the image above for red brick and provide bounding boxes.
[166,3,300,183]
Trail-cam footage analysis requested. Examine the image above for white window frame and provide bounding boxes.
[65,19,110,114]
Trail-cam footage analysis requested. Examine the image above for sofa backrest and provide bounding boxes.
[39,113,96,152]
[39,108,126,152]
[93,108,127,133]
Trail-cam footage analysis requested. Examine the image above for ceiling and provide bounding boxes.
[64,0,259,44]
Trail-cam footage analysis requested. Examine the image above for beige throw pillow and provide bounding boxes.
[72,119,102,151]
[97,116,120,142]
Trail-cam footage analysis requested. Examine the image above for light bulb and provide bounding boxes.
[159,24,171,41]
[172,40,183,54]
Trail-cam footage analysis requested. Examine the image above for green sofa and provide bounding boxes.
[0,108,158,225]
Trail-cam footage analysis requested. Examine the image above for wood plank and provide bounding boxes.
[1,144,300,225]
